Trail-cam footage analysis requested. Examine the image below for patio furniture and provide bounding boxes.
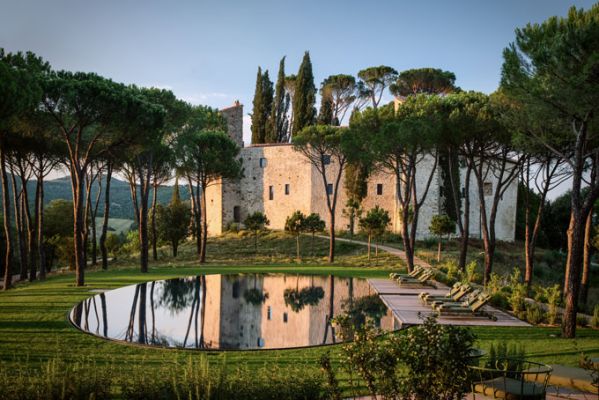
[435,292,491,315]
[430,288,482,309]
[526,364,597,394]
[469,358,552,399]
[389,266,424,280]
[420,282,472,305]
[396,270,435,287]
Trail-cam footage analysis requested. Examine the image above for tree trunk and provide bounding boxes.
[580,209,592,306]
[437,239,441,262]
[151,182,158,261]
[1,142,13,290]
[172,241,178,258]
[10,172,26,281]
[459,165,472,270]
[138,174,150,273]
[401,206,415,272]
[564,213,575,296]
[18,173,36,282]
[36,168,46,280]
[563,211,586,338]
[72,168,86,287]
[90,175,102,266]
[200,183,208,263]
[367,233,371,260]
[99,163,112,271]
[328,211,335,263]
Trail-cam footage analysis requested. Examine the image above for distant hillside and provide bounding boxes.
[2,175,191,220]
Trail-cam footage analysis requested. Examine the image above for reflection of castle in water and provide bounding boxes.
[70,274,400,350]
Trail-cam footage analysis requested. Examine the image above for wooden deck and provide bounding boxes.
[368,278,530,328]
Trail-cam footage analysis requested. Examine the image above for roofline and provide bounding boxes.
[246,143,293,148]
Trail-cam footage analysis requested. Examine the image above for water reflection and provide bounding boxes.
[70,274,400,350]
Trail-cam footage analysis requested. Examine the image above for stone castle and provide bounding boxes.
[206,102,517,241]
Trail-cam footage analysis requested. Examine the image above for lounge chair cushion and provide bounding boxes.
[474,377,546,399]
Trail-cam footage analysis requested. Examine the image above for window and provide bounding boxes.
[257,337,265,348]
[461,187,466,198]
[233,206,241,223]
[285,184,290,195]
[232,281,240,298]
[269,185,274,200]
[326,184,333,195]
[376,184,383,195]
[322,155,331,165]
[483,182,493,196]
[267,306,272,320]
[259,158,267,168]
[283,312,288,323]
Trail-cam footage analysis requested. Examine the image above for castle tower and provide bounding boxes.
[220,100,244,148]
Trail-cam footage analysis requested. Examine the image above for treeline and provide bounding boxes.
[286,4,599,338]
[0,175,191,220]
[0,51,242,289]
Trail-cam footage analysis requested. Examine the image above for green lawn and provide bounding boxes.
[1,234,598,394]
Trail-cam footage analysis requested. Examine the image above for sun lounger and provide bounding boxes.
[430,288,481,309]
[419,282,471,304]
[435,292,491,315]
[390,266,424,280]
[396,270,435,287]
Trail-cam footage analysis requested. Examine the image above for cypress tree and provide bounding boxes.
[261,70,274,140]
[292,51,316,136]
[266,57,290,142]
[251,67,266,144]
[317,87,334,125]
[251,67,274,144]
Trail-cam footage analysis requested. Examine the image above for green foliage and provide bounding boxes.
[244,212,269,232]
[509,268,527,314]
[358,206,390,240]
[487,272,504,294]
[303,213,325,235]
[577,314,589,327]
[251,67,274,144]
[154,199,190,257]
[486,341,526,370]
[243,288,269,305]
[0,357,112,400]
[592,305,599,329]
[357,65,398,108]
[291,51,316,135]
[121,230,140,256]
[104,232,122,257]
[465,260,479,283]
[545,284,562,325]
[284,210,306,235]
[429,214,456,237]
[283,286,325,312]
[390,67,457,96]
[526,302,545,325]
[267,57,290,143]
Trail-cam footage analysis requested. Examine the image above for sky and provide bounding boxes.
[1,0,596,194]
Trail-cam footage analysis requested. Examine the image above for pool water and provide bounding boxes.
[69,273,400,350]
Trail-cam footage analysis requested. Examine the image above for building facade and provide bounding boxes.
[206,102,518,242]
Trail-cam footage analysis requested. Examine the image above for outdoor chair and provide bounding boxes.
[435,292,491,315]
[396,270,435,287]
[468,357,552,399]
[419,282,471,304]
[430,288,481,309]
[390,266,424,280]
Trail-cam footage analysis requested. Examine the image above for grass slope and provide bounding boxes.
[0,233,598,386]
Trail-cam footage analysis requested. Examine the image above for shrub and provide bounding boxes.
[0,358,112,400]
[486,272,503,294]
[576,314,588,327]
[464,260,479,283]
[545,284,561,325]
[333,315,476,400]
[490,292,510,310]
[525,303,545,325]
[591,305,599,329]
[486,341,526,371]
[444,259,461,282]
[508,268,527,314]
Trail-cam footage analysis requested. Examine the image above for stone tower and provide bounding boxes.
[220,100,244,148]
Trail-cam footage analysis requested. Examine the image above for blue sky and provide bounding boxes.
[1,0,596,146]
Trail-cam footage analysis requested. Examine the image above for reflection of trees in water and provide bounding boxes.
[323,275,336,344]
[183,276,206,349]
[336,294,387,340]
[283,286,324,312]
[157,278,196,314]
